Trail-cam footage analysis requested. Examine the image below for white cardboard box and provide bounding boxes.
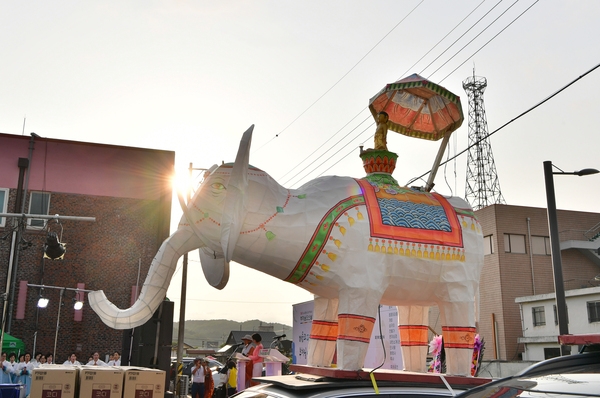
[122,367,165,398]
[30,366,78,398]
[79,366,124,398]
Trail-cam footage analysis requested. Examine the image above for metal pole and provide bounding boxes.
[543,160,570,355]
[0,214,96,222]
[175,162,192,395]
[54,289,64,361]
[425,133,451,192]
[6,135,37,334]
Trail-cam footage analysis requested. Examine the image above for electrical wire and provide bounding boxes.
[279,110,371,184]
[399,0,491,79]
[282,0,504,186]
[406,62,600,186]
[251,0,426,155]
[281,0,535,186]
[417,0,506,77]
[437,0,540,83]
[283,115,373,187]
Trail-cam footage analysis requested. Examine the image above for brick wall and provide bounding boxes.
[0,191,167,362]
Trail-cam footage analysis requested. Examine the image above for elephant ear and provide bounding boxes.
[220,125,253,263]
[199,247,230,290]
[177,184,230,289]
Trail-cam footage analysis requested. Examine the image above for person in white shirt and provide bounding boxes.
[2,352,17,384]
[63,353,81,366]
[86,352,108,366]
[108,351,121,366]
[16,353,35,397]
[1,353,11,383]
[190,358,205,398]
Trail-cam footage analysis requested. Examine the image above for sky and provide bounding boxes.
[1,0,599,327]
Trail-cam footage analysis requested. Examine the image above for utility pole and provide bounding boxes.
[175,163,207,395]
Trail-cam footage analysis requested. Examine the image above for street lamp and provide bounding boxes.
[543,161,599,356]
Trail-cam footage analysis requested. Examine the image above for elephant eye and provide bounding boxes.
[211,182,226,191]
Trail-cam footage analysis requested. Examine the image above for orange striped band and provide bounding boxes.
[398,325,428,347]
[442,326,476,349]
[338,314,375,344]
[310,320,338,341]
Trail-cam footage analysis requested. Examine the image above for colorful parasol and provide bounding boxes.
[369,74,464,141]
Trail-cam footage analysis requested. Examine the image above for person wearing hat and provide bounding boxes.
[240,335,255,357]
[190,357,205,398]
[240,334,255,390]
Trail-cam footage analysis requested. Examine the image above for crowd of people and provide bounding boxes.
[185,332,263,398]
[1,333,268,398]
[0,350,122,396]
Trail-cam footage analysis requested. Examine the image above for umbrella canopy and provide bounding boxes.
[369,74,464,141]
[2,332,25,355]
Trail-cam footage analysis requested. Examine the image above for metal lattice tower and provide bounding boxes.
[463,74,505,210]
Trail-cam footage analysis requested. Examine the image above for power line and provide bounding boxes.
[282,0,503,185]
[279,110,371,184]
[437,0,539,83]
[430,0,520,76]
[251,0,426,155]
[406,62,600,186]
[282,0,534,186]
[417,0,506,78]
[283,114,373,187]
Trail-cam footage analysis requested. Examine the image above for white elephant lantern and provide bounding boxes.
[89,125,483,376]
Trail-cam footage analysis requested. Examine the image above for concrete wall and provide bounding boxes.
[474,204,600,361]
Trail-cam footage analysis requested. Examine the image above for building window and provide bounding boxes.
[27,191,50,228]
[483,235,494,255]
[0,188,7,227]
[587,301,600,323]
[531,236,551,255]
[532,306,546,326]
[544,347,560,360]
[504,234,526,253]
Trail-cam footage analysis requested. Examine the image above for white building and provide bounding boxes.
[516,286,600,360]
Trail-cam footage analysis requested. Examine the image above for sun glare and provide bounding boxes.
[171,171,192,199]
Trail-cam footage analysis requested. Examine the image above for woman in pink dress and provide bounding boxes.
[247,333,263,387]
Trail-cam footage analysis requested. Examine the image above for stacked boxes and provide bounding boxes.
[79,367,124,398]
[122,368,166,398]
[30,366,78,398]
[30,366,165,398]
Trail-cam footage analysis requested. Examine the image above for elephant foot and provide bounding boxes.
[443,326,476,376]
[335,314,375,370]
[308,330,337,367]
[308,296,339,367]
[398,306,430,372]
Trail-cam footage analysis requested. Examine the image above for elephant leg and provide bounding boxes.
[335,288,382,370]
[398,305,429,373]
[439,300,476,376]
[308,296,339,367]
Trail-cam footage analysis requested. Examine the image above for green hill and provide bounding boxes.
[173,319,292,348]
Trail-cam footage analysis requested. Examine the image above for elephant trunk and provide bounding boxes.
[89,227,201,329]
